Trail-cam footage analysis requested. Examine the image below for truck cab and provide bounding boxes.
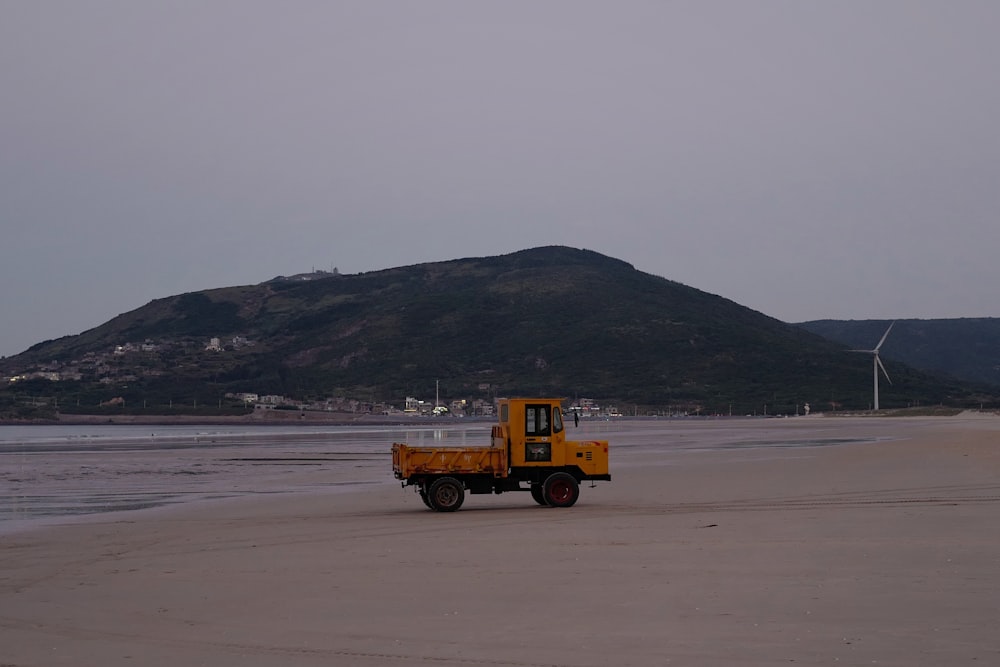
[493,398,610,479]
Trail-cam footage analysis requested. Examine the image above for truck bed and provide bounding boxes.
[392,443,507,479]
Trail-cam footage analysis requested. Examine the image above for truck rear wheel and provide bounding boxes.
[543,472,579,508]
[530,484,548,506]
[427,477,465,512]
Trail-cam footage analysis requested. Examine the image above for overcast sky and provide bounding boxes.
[2,1,999,358]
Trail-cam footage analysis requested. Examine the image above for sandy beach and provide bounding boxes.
[2,415,999,666]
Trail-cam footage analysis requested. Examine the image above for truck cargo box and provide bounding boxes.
[392,443,507,479]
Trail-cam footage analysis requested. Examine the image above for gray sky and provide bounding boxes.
[3,1,999,358]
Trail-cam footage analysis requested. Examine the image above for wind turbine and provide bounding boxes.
[851,321,895,411]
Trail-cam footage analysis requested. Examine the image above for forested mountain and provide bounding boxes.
[3,246,995,417]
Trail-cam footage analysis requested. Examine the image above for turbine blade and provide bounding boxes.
[875,321,895,351]
[876,354,892,384]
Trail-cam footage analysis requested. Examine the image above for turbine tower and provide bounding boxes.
[850,321,895,411]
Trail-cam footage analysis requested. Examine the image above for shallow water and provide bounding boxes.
[0,423,489,530]
[0,417,892,532]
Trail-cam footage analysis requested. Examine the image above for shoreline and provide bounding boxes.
[0,410,492,427]
[5,407,994,427]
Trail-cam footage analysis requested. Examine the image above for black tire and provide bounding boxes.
[543,472,579,508]
[530,484,548,506]
[418,488,434,509]
[427,477,465,512]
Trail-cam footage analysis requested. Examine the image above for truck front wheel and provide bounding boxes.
[427,477,465,512]
[543,473,579,508]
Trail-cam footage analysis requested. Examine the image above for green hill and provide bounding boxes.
[2,246,995,417]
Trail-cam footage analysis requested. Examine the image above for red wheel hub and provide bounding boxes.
[549,480,572,502]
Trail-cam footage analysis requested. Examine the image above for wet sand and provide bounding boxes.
[2,416,999,666]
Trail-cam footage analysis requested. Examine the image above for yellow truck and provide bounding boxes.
[392,397,611,511]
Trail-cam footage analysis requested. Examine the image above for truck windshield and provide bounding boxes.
[552,407,563,434]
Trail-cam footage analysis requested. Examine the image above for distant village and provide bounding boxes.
[4,335,623,418]
[228,392,619,419]
[3,336,256,387]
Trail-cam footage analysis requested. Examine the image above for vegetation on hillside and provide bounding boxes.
[3,246,997,418]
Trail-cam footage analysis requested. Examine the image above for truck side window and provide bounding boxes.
[552,407,563,434]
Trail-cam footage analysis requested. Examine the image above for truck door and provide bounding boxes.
[524,403,553,462]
